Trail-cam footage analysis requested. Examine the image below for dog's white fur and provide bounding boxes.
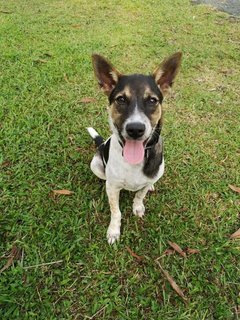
[89,131,164,244]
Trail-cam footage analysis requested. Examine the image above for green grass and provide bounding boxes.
[0,0,239,319]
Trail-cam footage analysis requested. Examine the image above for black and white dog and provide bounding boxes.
[87,52,182,244]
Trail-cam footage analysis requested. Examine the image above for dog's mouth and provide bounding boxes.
[116,125,156,165]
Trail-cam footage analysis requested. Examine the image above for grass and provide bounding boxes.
[0,0,239,319]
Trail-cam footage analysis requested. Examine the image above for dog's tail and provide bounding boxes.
[87,127,104,147]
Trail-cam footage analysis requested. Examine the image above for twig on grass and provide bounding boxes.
[20,248,24,267]
[155,260,188,304]
[85,305,107,320]
[54,278,78,305]
[23,260,63,269]
[36,286,42,303]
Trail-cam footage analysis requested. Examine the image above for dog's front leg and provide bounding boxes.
[133,185,151,218]
[106,182,121,244]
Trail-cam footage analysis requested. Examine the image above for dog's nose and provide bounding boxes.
[126,122,145,139]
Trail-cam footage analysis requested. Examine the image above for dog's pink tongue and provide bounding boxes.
[123,140,144,165]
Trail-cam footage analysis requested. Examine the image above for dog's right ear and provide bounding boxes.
[92,54,121,95]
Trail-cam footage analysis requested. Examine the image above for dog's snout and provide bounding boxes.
[126,122,146,139]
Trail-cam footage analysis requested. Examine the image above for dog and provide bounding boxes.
[87,52,182,244]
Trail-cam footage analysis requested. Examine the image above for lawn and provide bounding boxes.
[0,0,239,319]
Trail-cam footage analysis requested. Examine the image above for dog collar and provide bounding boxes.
[144,122,162,159]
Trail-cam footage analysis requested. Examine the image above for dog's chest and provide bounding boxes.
[107,159,149,191]
[105,135,163,191]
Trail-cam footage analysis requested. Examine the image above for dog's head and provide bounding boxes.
[92,52,182,164]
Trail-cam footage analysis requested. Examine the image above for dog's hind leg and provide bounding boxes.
[90,153,106,180]
[133,185,151,218]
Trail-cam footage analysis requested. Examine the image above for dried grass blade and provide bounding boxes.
[53,189,74,196]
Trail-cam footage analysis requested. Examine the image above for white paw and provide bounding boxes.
[107,227,120,244]
[133,203,145,217]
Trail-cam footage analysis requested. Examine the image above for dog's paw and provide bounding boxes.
[107,227,120,245]
[133,203,145,218]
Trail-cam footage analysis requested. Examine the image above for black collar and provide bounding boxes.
[144,122,162,159]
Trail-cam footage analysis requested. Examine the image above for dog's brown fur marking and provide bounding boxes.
[109,103,123,128]
[150,104,162,126]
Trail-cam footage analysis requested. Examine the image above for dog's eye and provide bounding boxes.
[147,97,158,105]
[115,96,126,105]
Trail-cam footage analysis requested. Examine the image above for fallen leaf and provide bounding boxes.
[1,161,11,168]
[0,246,21,273]
[72,24,81,28]
[156,260,188,304]
[178,207,188,213]
[186,248,200,255]
[33,59,48,64]
[126,246,144,262]
[230,228,240,239]
[229,185,240,194]
[42,53,52,58]
[79,97,96,104]
[220,69,234,76]
[0,10,13,14]
[53,189,74,196]
[163,248,175,256]
[168,241,186,258]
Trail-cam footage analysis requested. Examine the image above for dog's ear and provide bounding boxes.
[92,54,121,95]
[153,52,182,96]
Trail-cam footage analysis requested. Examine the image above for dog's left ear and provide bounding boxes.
[92,54,121,95]
[153,52,182,96]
